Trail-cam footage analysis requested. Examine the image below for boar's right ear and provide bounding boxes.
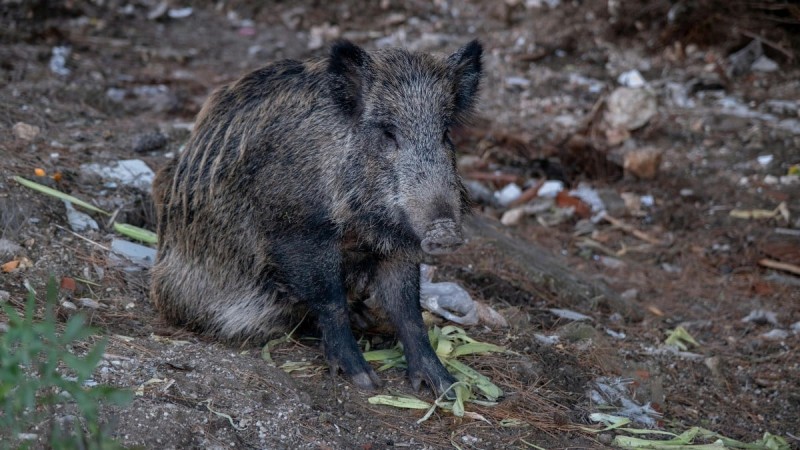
[328,40,372,118]
[447,40,483,122]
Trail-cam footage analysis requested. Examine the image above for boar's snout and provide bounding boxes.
[420,218,464,255]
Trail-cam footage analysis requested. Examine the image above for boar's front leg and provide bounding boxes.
[374,258,457,397]
[277,238,382,390]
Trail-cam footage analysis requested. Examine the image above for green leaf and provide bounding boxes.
[664,326,699,351]
[13,176,110,215]
[450,342,506,358]
[113,222,157,245]
[368,395,432,409]
[362,348,404,361]
[447,359,503,401]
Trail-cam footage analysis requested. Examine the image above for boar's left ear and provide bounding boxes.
[447,40,483,120]
[328,40,373,118]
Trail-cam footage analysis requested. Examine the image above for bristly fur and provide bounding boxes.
[151,40,483,394]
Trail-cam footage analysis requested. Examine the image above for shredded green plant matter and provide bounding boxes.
[584,414,790,450]
[363,325,506,421]
[664,326,700,351]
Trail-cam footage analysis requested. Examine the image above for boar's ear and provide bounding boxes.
[447,40,483,121]
[328,40,372,118]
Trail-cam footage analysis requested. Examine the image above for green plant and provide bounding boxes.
[0,276,133,449]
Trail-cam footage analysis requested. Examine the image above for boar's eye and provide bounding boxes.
[381,125,397,145]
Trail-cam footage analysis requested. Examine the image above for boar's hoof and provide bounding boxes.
[349,370,384,391]
[327,355,383,390]
[409,361,459,399]
[421,219,464,255]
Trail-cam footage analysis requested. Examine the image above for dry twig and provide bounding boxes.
[601,214,668,246]
[759,258,800,276]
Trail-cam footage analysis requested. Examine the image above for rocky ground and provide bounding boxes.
[1,1,799,449]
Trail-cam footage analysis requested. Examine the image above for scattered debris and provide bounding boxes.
[549,308,593,321]
[80,159,155,192]
[730,202,789,221]
[1,256,33,273]
[0,239,23,258]
[588,377,661,427]
[537,180,564,198]
[605,87,657,131]
[751,55,779,73]
[60,276,76,292]
[623,147,663,179]
[77,298,104,309]
[727,39,763,77]
[109,238,157,269]
[61,301,78,311]
[742,309,779,326]
[364,326,505,420]
[617,70,646,88]
[757,154,773,166]
[534,333,560,345]
[500,197,553,226]
[555,191,591,218]
[64,201,98,232]
[664,326,699,351]
[759,258,800,276]
[601,214,667,246]
[49,46,71,76]
[12,122,40,141]
[167,7,193,19]
[419,265,507,327]
[761,329,789,340]
[494,183,522,206]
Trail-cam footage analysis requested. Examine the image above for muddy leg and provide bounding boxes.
[276,238,381,390]
[373,258,457,397]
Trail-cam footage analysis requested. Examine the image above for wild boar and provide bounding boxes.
[151,39,483,395]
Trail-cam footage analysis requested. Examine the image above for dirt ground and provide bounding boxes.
[1,1,799,449]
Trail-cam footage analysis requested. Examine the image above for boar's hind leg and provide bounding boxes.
[374,259,458,398]
[277,239,382,390]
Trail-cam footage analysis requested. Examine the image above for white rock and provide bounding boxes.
[77,298,103,309]
[757,154,773,166]
[570,183,605,213]
[751,55,778,73]
[617,70,646,88]
[537,180,564,198]
[12,122,40,141]
[505,77,531,87]
[49,46,71,76]
[549,308,593,321]
[493,183,522,206]
[0,238,23,257]
[501,208,525,226]
[81,159,155,191]
[110,238,157,268]
[761,329,789,340]
[605,87,657,130]
[64,201,98,232]
[61,301,78,311]
[742,309,778,326]
[167,7,193,19]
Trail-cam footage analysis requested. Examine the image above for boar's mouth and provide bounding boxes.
[420,218,464,255]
